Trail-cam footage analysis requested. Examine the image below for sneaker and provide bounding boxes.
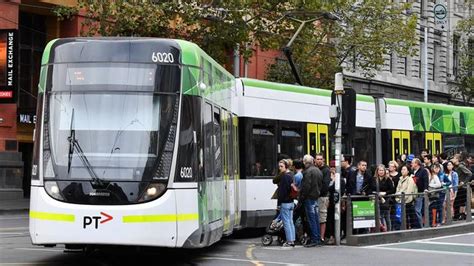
[282,242,295,248]
[304,241,319,248]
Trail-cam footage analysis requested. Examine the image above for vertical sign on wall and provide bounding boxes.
[0,29,18,103]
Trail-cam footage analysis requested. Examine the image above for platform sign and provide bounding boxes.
[0,29,18,103]
[352,200,375,228]
[434,3,448,30]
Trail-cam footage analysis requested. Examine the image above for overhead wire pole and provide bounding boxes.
[333,73,344,246]
[282,17,318,85]
[281,12,339,85]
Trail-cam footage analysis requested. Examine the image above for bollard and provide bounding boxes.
[346,196,352,237]
[446,188,452,225]
[374,194,380,233]
[401,193,407,230]
[466,184,472,222]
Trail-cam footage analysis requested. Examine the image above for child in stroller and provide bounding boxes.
[261,202,309,246]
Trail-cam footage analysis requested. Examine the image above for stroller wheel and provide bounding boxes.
[261,234,273,246]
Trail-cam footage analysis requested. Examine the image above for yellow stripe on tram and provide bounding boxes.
[30,211,75,222]
[122,213,198,223]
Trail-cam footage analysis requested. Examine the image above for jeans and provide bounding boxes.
[414,196,423,228]
[280,203,295,242]
[304,199,320,244]
[380,208,391,231]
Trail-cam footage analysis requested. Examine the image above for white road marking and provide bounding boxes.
[365,246,474,257]
[414,240,474,247]
[199,256,307,265]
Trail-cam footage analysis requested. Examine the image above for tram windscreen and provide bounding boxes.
[44,63,180,182]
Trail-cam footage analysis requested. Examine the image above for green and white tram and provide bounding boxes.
[30,38,240,248]
[30,37,474,249]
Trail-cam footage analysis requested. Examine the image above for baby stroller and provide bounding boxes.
[261,203,309,246]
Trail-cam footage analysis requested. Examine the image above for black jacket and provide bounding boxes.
[346,170,373,195]
[413,166,429,192]
[319,164,331,197]
[300,165,323,201]
[278,172,294,204]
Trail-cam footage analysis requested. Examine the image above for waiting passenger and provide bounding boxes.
[346,160,372,195]
[277,159,296,247]
[412,158,429,228]
[300,155,323,247]
[373,164,395,231]
[395,165,418,230]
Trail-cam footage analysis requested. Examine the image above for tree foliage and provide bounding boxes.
[54,0,417,89]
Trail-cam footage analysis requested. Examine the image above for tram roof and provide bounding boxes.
[240,78,474,114]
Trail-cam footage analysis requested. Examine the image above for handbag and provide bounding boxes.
[290,182,299,199]
[394,203,402,223]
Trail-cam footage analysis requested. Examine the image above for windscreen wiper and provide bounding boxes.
[67,109,105,187]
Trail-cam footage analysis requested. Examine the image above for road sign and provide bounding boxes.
[434,3,448,30]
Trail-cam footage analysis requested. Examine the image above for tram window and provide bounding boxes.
[250,124,276,177]
[309,132,317,157]
[411,132,424,156]
[465,135,474,153]
[204,103,213,179]
[434,140,440,155]
[394,138,400,157]
[427,140,433,154]
[214,107,222,179]
[281,127,303,160]
[353,128,375,166]
[403,138,409,155]
[444,134,465,155]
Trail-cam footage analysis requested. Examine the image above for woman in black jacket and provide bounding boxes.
[277,159,295,247]
[373,164,395,231]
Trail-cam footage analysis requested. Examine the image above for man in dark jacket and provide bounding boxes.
[315,153,330,243]
[346,161,372,196]
[452,154,472,220]
[300,154,323,247]
[412,158,429,228]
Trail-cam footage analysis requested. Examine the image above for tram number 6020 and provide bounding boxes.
[152,52,174,63]
[180,167,193,179]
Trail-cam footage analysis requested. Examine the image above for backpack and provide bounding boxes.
[290,176,299,199]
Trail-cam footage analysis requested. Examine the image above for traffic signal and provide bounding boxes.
[330,87,356,141]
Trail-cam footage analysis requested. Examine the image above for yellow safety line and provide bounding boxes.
[29,211,75,222]
[122,213,198,223]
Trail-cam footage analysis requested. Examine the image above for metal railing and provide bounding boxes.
[344,182,473,236]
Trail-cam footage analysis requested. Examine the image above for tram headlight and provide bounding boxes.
[138,183,166,202]
[44,181,64,201]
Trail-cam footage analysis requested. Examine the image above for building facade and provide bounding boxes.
[342,1,472,104]
[0,0,79,199]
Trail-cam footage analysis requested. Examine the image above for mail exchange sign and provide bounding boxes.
[0,29,18,104]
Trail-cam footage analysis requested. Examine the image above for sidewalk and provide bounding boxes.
[0,198,29,214]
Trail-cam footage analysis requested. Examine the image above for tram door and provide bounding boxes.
[221,110,234,234]
[425,133,442,155]
[307,124,329,162]
[392,130,411,160]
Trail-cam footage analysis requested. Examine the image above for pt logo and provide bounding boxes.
[83,212,113,229]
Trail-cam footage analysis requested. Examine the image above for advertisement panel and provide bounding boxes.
[0,29,18,103]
